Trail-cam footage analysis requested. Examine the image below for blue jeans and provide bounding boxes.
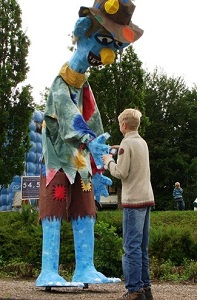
[175,198,185,210]
[122,207,151,292]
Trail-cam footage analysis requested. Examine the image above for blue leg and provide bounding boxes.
[36,217,83,287]
[72,216,121,284]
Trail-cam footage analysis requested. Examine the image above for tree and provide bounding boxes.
[144,69,197,210]
[88,46,148,197]
[0,0,34,187]
[34,87,49,112]
[88,46,148,145]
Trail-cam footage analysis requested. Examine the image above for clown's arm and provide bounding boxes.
[86,132,117,169]
[90,155,113,202]
[86,133,117,201]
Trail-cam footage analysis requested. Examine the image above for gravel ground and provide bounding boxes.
[0,279,197,300]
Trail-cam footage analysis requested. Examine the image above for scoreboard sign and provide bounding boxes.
[21,176,40,199]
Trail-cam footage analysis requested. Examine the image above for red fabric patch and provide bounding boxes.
[53,184,66,201]
[82,85,96,121]
[119,148,124,155]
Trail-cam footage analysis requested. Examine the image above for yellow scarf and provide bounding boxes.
[59,64,87,88]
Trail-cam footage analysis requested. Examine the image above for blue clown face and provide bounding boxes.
[69,17,130,73]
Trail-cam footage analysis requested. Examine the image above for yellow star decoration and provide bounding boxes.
[80,178,92,192]
[73,150,87,170]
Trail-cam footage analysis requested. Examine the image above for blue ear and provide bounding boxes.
[73,17,92,38]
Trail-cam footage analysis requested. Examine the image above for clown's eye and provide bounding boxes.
[95,34,113,45]
[114,40,123,49]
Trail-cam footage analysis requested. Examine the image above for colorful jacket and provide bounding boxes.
[42,74,104,186]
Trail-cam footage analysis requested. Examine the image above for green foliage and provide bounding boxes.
[150,257,197,282]
[94,221,123,277]
[0,209,197,282]
[150,211,197,239]
[4,260,35,278]
[59,222,75,273]
[0,0,34,186]
[89,60,197,211]
[183,260,197,281]
[144,70,197,210]
[88,46,148,191]
[150,226,197,265]
[34,87,49,112]
[89,46,148,146]
[59,219,123,278]
[0,206,42,267]
[88,50,197,211]
[97,209,123,235]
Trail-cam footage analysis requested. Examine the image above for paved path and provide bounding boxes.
[0,279,197,299]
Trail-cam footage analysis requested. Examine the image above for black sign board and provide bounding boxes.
[21,176,40,199]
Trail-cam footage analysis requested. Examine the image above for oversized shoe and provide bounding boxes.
[36,271,83,287]
[36,218,83,288]
[36,216,120,287]
[72,265,121,284]
[72,216,121,284]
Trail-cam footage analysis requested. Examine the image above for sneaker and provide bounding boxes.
[143,286,154,300]
[116,289,146,300]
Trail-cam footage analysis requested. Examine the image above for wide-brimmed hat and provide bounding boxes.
[79,0,143,43]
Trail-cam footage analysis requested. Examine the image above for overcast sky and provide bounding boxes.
[17,0,197,102]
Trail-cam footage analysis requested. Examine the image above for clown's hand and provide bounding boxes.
[92,172,112,202]
[87,132,116,169]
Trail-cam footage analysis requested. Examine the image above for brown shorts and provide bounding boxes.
[39,170,96,221]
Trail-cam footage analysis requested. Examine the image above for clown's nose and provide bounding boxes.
[100,48,116,65]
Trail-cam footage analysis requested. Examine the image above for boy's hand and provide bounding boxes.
[102,154,114,168]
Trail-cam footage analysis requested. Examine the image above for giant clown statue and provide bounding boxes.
[36,0,143,288]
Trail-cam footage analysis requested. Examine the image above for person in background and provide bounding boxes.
[173,182,185,210]
[102,108,155,300]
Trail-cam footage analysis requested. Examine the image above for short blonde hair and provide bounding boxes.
[175,182,180,187]
[118,108,142,130]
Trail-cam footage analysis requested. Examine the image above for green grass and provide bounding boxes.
[98,209,197,236]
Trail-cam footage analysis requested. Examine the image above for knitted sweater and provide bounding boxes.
[108,131,155,208]
[173,187,183,199]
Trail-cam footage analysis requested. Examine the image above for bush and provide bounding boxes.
[59,222,75,275]
[0,207,197,282]
[94,221,123,277]
[59,220,123,278]
[150,257,197,282]
[149,226,197,265]
[0,206,42,268]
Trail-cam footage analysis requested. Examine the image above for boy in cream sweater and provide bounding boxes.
[102,108,155,300]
